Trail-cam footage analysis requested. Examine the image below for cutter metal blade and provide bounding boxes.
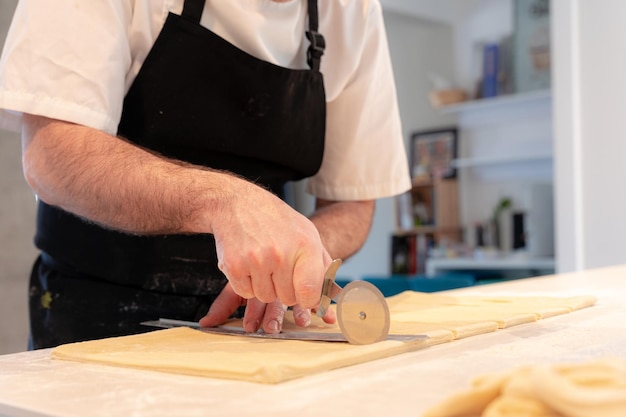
[336,280,390,345]
[317,259,392,344]
[141,318,421,343]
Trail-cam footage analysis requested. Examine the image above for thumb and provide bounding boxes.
[199,283,245,327]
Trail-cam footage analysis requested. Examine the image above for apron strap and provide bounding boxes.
[306,0,325,71]
[182,0,206,23]
[181,0,325,71]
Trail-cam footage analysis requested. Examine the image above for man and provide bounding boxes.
[0,0,410,348]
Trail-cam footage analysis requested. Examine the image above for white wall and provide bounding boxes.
[553,0,626,271]
[0,0,35,355]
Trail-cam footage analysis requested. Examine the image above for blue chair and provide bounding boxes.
[335,276,411,297]
[407,273,475,293]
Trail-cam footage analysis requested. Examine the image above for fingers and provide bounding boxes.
[217,262,255,300]
[292,304,312,327]
[269,259,297,307]
[219,248,328,308]
[243,298,287,334]
[320,304,337,324]
[292,302,336,327]
[200,284,336,337]
[249,268,277,305]
[242,297,265,332]
[219,253,296,305]
[198,284,287,334]
[219,249,335,322]
[198,283,244,328]
[292,250,333,309]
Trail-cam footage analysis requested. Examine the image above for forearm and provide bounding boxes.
[21,115,370,309]
[309,199,375,260]
[21,115,242,235]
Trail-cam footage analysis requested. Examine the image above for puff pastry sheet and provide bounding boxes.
[51,291,597,384]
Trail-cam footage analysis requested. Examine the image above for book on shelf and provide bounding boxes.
[390,234,431,275]
[482,43,499,98]
[475,36,514,99]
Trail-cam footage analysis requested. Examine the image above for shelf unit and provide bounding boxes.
[426,255,556,278]
[444,90,553,177]
[394,225,461,237]
[451,153,552,168]
[440,89,551,115]
[442,90,553,171]
[396,89,555,279]
[436,89,555,277]
[395,178,460,238]
[388,1,556,279]
[392,177,461,275]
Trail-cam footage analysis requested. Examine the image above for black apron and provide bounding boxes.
[28,0,326,349]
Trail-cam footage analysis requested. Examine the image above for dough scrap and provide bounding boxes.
[51,292,596,384]
[423,358,626,417]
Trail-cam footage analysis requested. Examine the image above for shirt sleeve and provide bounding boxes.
[0,0,132,134]
[306,1,411,201]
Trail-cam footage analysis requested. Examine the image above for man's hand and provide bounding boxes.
[209,180,332,310]
[199,283,336,333]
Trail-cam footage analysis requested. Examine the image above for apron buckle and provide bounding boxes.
[306,30,325,70]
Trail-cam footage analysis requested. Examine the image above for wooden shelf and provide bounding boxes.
[440,89,551,115]
[393,178,460,275]
[426,256,556,277]
[401,178,459,232]
[411,179,434,187]
[395,225,462,236]
[452,153,552,168]
[438,88,554,184]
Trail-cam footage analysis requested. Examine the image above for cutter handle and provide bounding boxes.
[317,259,343,317]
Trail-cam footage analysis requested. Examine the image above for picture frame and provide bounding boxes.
[410,127,458,182]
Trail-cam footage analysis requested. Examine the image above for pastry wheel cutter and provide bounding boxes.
[142,259,427,345]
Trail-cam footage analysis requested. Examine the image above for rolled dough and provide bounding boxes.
[51,291,596,384]
[423,358,626,417]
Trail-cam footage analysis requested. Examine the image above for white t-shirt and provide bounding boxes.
[0,0,410,201]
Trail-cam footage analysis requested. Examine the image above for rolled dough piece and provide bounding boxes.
[51,292,597,384]
[420,370,511,417]
[423,358,626,417]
